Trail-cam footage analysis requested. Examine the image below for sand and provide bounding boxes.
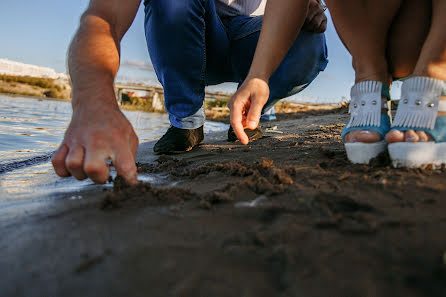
[1,107,445,297]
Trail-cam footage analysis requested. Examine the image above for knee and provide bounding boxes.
[269,32,327,98]
[388,43,417,79]
[147,0,203,27]
[388,48,416,79]
[390,64,414,80]
[291,31,328,77]
[387,35,420,79]
[307,32,328,62]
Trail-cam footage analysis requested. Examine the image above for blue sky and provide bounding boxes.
[0,0,355,102]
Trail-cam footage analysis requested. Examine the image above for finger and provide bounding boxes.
[52,143,71,177]
[318,18,327,33]
[65,145,88,180]
[246,97,265,130]
[230,97,249,145]
[311,11,325,32]
[306,4,319,23]
[83,149,111,184]
[113,149,138,185]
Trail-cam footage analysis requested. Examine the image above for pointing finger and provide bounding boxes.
[246,96,266,130]
[230,96,249,145]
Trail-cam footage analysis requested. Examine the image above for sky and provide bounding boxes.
[0,0,357,102]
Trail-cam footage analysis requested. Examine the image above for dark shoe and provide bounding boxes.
[227,125,264,142]
[154,126,204,154]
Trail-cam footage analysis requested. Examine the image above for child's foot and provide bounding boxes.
[342,81,392,164]
[344,113,386,143]
[387,77,446,168]
[386,95,445,143]
[386,129,434,143]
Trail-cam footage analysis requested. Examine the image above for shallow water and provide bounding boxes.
[0,95,228,201]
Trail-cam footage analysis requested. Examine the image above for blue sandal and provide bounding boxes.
[388,77,446,168]
[342,81,392,164]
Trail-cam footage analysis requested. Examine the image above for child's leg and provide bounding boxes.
[386,0,446,143]
[387,0,432,80]
[325,0,402,143]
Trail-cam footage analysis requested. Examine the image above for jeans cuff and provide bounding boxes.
[169,106,205,129]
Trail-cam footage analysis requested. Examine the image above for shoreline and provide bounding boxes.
[0,91,70,102]
[0,90,346,124]
[1,107,445,296]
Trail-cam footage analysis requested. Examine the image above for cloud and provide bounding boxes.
[121,59,154,71]
[316,72,337,81]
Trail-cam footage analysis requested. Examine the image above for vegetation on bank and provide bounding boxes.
[204,96,231,110]
[0,74,343,118]
[120,92,165,113]
[0,87,39,98]
[0,74,70,99]
[120,92,234,114]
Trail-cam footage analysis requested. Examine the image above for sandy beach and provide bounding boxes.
[1,106,445,297]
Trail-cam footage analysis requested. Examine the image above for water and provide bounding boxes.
[0,95,228,201]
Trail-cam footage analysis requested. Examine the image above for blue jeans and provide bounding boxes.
[144,0,328,129]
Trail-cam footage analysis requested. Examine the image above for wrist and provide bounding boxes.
[246,71,270,83]
[72,85,120,112]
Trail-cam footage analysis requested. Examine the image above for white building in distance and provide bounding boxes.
[0,58,68,79]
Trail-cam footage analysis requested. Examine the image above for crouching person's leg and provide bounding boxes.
[228,16,328,141]
[144,0,228,154]
[265,30,328,111]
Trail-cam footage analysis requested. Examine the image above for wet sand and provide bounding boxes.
[1,107,445,297]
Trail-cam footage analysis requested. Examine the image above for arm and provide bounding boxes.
[52,0,142,184]
[229,0,326,144]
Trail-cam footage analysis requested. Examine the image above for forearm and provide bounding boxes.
[248,0,310,81]
[68,13,121,109]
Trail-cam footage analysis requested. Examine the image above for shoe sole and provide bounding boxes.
[153,142,203,155]
[388,142,446,169]
[344,141,387,164]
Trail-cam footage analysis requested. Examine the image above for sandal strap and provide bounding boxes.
[346,81,390,129]
[392,77,445,130]
[393,116,446,143]
[342,113,391,141]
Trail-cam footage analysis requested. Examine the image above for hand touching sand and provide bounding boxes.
[52,0,141,184]
[52,100,139,185]
[229,78,270,145]
[228,0,310,144]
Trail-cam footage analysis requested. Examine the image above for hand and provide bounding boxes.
[229,77,270,145]
[52,101,139,185]
[303,0,327,33]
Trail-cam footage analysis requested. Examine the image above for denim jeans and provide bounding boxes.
[144,0,328,129]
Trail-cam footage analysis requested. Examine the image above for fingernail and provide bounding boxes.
[406,136,416,142]
[359,130,371,135]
